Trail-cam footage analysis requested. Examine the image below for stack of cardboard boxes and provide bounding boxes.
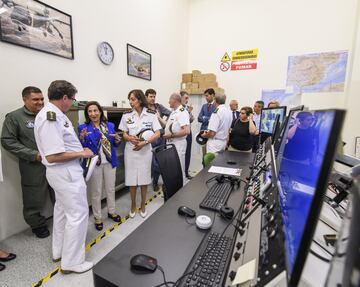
[181,70,225,95]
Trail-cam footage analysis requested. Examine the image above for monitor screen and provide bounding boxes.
[259,107,287,135]
[276,110,344,286]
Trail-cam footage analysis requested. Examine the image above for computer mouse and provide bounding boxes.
[130,254,158,272]
[178,206,196,218]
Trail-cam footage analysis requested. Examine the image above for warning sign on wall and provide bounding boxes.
[220,48,258,72]
[221,52,231,62]
[231,49,258,61]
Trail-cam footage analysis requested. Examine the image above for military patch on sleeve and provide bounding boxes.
[47,111,56,121]
[213,108,218,113]
[146,109,156,114]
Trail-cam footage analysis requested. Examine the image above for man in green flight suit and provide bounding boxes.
[1,86,54,238]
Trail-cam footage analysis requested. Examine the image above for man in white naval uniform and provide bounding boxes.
[34,80,94,274]
[202,94,233,154]
[163,93,190,185]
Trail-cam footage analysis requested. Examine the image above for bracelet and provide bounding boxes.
[145,140,149,145]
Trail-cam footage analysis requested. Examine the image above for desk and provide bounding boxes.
[93,151,254,287]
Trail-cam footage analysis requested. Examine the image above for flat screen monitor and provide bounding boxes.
[259,106,287,136]
[273,105,305,153]
[276,109,345,286]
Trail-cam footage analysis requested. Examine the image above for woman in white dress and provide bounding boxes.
[119,90,161,218]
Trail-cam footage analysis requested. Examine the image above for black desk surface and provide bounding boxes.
[93,151,254,287]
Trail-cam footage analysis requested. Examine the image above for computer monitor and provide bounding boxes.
[276,109,345,286]
[259,106,287,136]
[273,105,305,153]
[289,105,304,115]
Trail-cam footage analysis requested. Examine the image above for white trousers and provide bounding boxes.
[172,139,187,186]
[46,164,89,269]
[87,163,116,219]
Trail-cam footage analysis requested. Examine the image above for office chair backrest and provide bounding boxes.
[153,144,183,201]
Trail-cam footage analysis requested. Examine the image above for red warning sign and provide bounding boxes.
[220,61,230,72]
[231,61,257,71]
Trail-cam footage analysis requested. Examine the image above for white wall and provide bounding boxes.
[187,0,359,109]
[0,0,189,240]
[343,2,360,156]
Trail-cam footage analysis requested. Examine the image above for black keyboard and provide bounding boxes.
[200,182,233,211]
[178,232,234,287]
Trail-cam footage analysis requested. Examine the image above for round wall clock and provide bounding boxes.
[97,42,114,65]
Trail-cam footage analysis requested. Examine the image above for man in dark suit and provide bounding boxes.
[229,99,240,128]
[197,88,215,157]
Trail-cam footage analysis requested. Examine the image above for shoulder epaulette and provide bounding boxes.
[180,106,185,112]
[123,109,133,114]
[146,108,156,114]
[46,111,56,121]
[213,108,218,114]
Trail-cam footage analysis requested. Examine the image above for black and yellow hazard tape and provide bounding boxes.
[31,190,163,287]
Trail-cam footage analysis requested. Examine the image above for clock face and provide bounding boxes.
[97,42,114,65]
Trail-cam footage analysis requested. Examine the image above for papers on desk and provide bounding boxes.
[232,258,256,286]
[208,166,242,177]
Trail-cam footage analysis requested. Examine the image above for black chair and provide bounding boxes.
[152,144,183,201]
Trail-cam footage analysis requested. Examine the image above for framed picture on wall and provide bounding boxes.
[0,0,74,59]
[127,44,151,81]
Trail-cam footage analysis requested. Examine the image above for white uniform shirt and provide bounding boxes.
[165,105,190,142]
[253,112,261,129]
[206,104,233,153]
[34,102,83,167]
[119,108,162,141]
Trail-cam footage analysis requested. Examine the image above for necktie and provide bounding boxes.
[233,112,236,121]
[207,104,211,113]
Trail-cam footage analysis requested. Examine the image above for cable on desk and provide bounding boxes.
[154,265,175,287]
[312,239,334,257]
[184,214,196,226]
[310,249,331,263]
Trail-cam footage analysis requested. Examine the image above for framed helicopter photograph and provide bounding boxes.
[0,0,74,59]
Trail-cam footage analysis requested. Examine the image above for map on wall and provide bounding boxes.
[286,51,348,93]
[261,89,301,108]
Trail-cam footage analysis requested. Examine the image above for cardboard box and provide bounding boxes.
[215,87,225,94]
[192,70,201,76]
[190,82,199,89]
[203,73,216,82]
[198,81,218,89]
[182,73,192,83]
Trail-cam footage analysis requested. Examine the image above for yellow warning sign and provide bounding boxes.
[221,52,231,62]
[232,49,258,61]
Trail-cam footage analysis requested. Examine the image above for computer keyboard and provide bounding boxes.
[178,232,234,287]
[200,182,233,211]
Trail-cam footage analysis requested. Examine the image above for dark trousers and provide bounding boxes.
[185,132,192,177]
[151,137,165,185]
[252,135,260,153]
[19,161,55,229]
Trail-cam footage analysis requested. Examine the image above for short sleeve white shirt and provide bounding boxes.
[34,102,83,166]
